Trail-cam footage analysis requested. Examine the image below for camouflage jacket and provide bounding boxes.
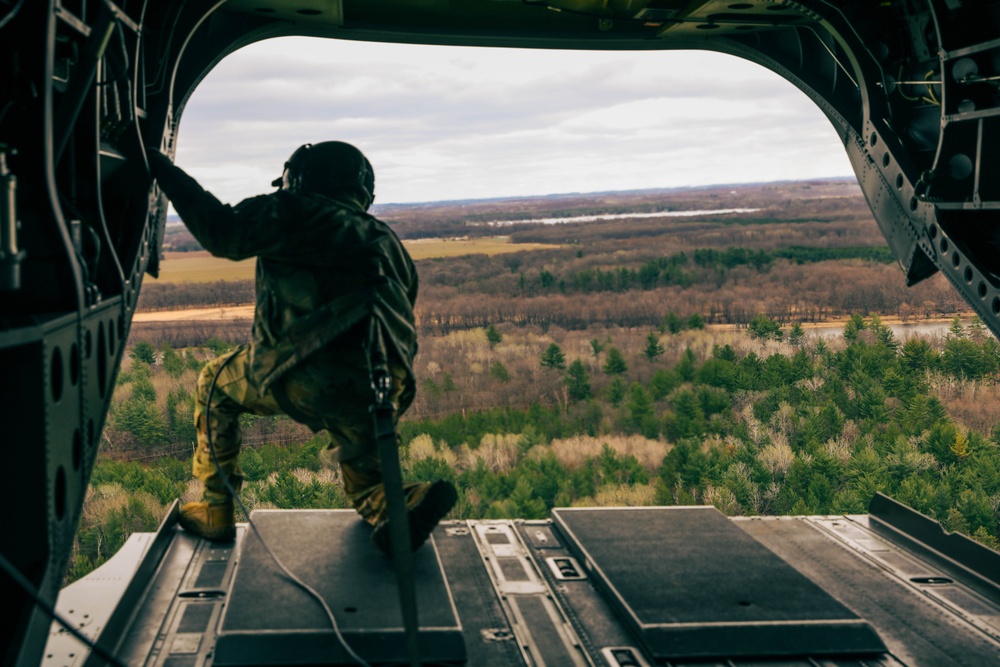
[149,153,418,403]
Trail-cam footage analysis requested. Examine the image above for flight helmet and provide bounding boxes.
[273,141,375,209]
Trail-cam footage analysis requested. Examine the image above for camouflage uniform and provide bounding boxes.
[149,152,422,526]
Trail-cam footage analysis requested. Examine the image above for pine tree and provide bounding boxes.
[789,322,805,346]
[643,333,665,361]
[564,359,591,401]
[602,346,628,375]
[485,324,503,348]
[843,313,866,342]
[540,342,566,370]
[626,383,654,433]
[606,376,627,406]
[869,315,898,350]
[131,377,157,403]
[948,315,966,339]
[660,311,685,334]
[131,340,156,364]
[422,378,442,399]
[165,391,179,433]
[901,338,936,373]
[675,348,697,382]
[489,361,510,383]
[968,316,989,342]
[161,345,186,378]
[713,344,737,362]
[748,313,783,341]
[667,390,706,440]
[950,431,970,459]
[650,369,681,399]
[589,338,606,359]
[112,399,168,448]
[941,338,983,379]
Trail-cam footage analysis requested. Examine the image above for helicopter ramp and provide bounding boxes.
[46,498,1000,666]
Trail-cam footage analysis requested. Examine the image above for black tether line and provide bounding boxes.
[367,319,422,667]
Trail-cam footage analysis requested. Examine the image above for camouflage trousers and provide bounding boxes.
[193,344,416,525]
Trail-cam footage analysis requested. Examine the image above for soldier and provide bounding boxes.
[145,141,456,553]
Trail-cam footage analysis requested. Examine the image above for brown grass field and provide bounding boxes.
[154,237,558,283]
[405,236,559,259]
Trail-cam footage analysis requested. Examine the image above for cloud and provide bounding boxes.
[175,38,854,203]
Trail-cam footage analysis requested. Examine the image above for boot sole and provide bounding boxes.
[178,514,236,542]
[372,480,458,556]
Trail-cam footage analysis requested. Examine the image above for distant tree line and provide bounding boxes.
[137,279,254,310]
[134,244,957,338]
[129,321,250,349]
[161,226,204,252]
[417,259,963,334]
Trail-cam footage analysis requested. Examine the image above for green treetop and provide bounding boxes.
[540,342,567,370]
[131,340,156,365]
[948,315,966,340]
[564,359,591,401]
[626,383,654,435]
[968,316,989,342]
[660,311,685,334]
[643,332,665,361]
[489,361,510,383]
[748,313,783,341]
[485,324,503,348]
[603,346,628,375]
[606,376,627,406]
[789,322,805,346]
[843,313,867,342]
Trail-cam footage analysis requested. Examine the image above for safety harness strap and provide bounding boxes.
[368,321,421,667]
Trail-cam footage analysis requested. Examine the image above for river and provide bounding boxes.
[805,320,963,340]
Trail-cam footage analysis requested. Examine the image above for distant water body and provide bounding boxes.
[808,322,957,339]
[485,208,761,226]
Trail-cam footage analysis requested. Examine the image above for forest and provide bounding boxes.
[70,179,1000,582]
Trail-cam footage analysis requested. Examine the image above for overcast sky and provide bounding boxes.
[174,37,856,206]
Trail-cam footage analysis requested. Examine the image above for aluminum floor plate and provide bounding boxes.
[552,506,886,660]
[213,510,465,666]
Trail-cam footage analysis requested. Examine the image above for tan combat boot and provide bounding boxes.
[371,480,458,557]
[179,500,236,542]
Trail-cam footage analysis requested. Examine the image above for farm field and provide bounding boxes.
[155,251,255,282]
[405,236,558,260]
[154,237,558,283]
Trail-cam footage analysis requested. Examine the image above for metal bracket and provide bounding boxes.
[601,646,651,667]
[546,556,587,581]
[0,145,26,291]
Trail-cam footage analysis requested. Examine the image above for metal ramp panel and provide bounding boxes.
[213,510,465,666]
[552,506,887,661]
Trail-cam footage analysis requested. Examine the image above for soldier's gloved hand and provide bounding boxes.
[143,148,223,224]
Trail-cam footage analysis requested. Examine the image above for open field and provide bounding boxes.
[405,236,558,260]
[154,237,559,283]
[154,252,255,283]
[132,305,255,322]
